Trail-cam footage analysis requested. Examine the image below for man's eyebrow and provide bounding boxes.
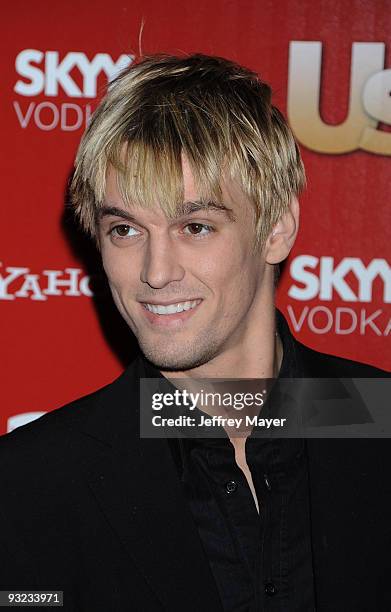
[177,200,237,221]
[97,201,237,223]
[97,206,137,222]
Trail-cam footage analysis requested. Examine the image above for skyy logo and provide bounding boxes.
[14,50,133,98]
[288,42,391,155]
[289,256,391,303]
[12,49,133,131]
[287,256,391,336]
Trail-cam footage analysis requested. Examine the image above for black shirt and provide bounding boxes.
[142,310,316,611]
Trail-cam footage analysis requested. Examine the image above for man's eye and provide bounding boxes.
[110,224,139,238]
[183,223,213,237]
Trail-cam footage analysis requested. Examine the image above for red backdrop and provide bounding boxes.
[1,0,390,434]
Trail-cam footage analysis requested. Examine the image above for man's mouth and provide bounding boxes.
[143,299,202,315]
[140,299,203,326]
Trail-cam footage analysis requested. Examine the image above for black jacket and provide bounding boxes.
[1,313,390,612]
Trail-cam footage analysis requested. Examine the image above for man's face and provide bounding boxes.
[98,158,271,371]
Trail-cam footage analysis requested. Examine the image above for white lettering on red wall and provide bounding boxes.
[288,41,391,155]
[287,255,391,336]
[0,264,93,300]
[12,49,134,132]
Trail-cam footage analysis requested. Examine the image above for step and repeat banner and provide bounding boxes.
[1,0,390,434]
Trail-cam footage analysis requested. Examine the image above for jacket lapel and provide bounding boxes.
[294,333,386,610]
[79,361,223,612]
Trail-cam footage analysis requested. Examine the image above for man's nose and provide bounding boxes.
[140,234,185,289]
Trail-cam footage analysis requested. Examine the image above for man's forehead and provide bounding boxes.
[104,158,254,222]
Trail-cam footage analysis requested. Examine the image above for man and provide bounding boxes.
[0,54,390,612]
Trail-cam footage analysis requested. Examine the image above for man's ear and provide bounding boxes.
[265,197,300,264]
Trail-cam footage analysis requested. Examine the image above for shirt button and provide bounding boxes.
[225,480,238,494]
[263,474,272,491]
[264,582,277,596]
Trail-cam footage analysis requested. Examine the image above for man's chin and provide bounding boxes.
[140,343,216,373]
[142,353,203,372]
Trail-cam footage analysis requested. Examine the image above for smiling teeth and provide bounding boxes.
[144,300,200,315]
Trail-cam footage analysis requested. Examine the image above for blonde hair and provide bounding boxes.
[71,53,305,250]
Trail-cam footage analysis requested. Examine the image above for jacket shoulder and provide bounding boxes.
[0,359,139,455]
[294,339,390,377]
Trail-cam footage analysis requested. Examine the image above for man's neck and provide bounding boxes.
[158,306,284,463]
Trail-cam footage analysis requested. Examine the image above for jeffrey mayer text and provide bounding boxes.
[152,415,287,428]
[199,415,286,428]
